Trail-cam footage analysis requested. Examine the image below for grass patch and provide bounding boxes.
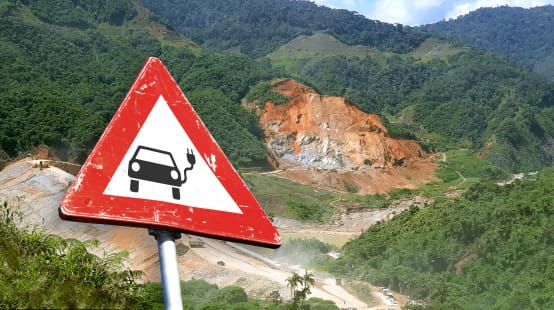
[267,32,375,61]
[436,149,509,183]
[409,38,468,61]
[241,173,336,219]
[394,149,510,198]
[342,281,379,307]
[286,199,330,222]
[339,193,391,209]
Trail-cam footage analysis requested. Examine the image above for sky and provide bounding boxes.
[311,0,554,26]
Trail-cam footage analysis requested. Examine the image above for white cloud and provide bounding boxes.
[311,0,554,25]
[414,0,448,9]
[371,0,413,24]
[447,0,553,20]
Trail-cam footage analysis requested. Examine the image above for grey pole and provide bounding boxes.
[149,229,183,310]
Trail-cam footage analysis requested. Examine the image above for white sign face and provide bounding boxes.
[103,95,243,214]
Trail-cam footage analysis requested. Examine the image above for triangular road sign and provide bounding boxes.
[60,57,281,248]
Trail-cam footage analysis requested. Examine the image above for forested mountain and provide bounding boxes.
[296,50,554,172]
[422,6,554,80]
[0,0,275,167]
[1,0,554,173]
[139,0,429,57]
[327,168,554,309]
[140,0,554,172]
[2,1,554,309]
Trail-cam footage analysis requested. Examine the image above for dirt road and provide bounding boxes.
[0,158,404,309]
[180,236,373,309]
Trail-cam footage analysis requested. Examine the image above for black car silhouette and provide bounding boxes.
[128,145,195,200]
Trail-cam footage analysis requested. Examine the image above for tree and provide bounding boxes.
[299,270,316,307]
[286,272,302,303]
[286,270,315,308]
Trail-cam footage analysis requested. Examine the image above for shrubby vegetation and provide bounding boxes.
[0,200,338,309]
[0,0,276,166]
[294,50,554,171]
[245,80,289,106]
[422,5,554,80]
[131,277,339,309]
[286,199,331,222]
[0,201,142,308]
[435,150,509,184]
[325,168,554,309]
[141,280,251,309]
[140,0,428,58]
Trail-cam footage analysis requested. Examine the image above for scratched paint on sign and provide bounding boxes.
[103,95,242,214]
[60,57,280,247]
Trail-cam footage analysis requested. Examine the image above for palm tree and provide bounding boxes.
[299,270,315,306]
[302,270,315,290]
[286,272,302,302]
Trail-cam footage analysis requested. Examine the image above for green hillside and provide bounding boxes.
[0,0,276,167]
[139,0,429,58]
[144,0,554,172]
[327,169,554,309]
[422,5,554,80]
[290,50,554,172]
[2,2,554,309]
[2,0,554,173]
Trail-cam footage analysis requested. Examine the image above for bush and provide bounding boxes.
[245,81,289,106]
[0,201,142,309]
[286,199,328,222]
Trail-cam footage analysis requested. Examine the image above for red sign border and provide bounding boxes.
[60,57,281,248]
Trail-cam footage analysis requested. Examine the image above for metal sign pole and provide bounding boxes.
[149,229,183,310]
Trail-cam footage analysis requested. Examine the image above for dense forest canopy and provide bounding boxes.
[283,49,554,171]
[139,0,429,57]
[422,5,554,80]
[142,0,554,172]
[2,1,554,309]
[326,168,554,309]
[1,0,554,173]
[0,0,275,167]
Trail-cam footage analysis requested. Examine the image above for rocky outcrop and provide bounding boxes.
[258,80,425,170]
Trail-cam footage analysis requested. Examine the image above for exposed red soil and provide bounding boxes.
[258,79,438,194]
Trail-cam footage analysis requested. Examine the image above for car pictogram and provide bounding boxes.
[128,145,195,200]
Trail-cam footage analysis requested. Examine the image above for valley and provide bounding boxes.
[0,155,417,309]
[1,0,554,308]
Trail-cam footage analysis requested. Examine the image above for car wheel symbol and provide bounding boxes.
[172,187,180,200]
[130,179,139,192]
